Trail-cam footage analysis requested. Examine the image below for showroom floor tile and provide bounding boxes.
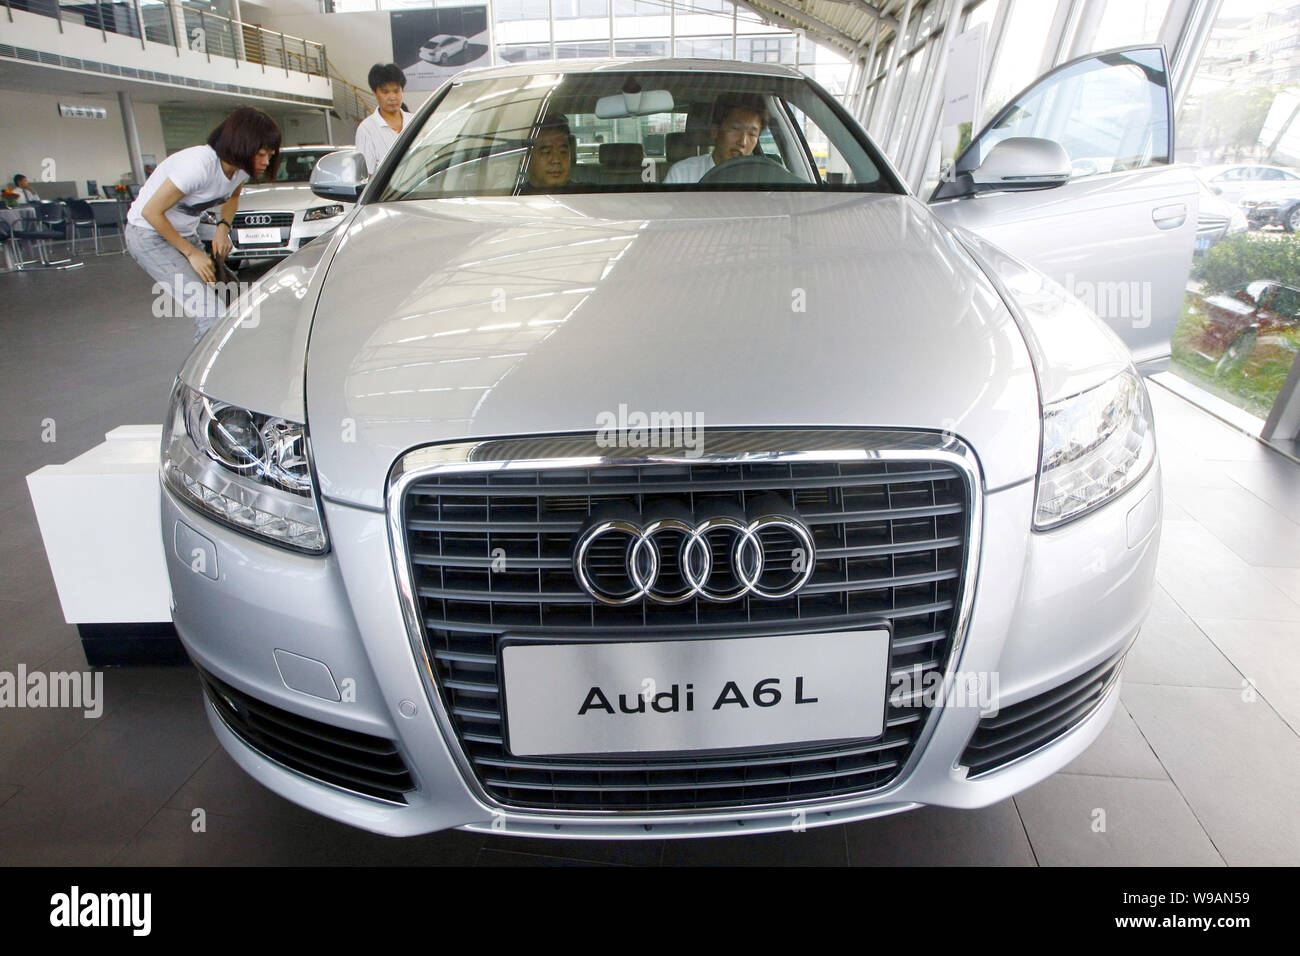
[1011,775,1225,867]
[1,256,1298,865]
[844,801,1038,866]
[1121,683,1300,867]
[1123,585,1244,688]
[1059,703,1167,780]
[1194,619,1300,733]
[1154,521,1300,622]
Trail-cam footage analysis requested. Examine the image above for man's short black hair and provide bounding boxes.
[712,95,768,130]
[12,174,26,186]
[534,113,571,138]
[368,63,406,93]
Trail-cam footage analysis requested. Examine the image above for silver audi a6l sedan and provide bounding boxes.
[161,54,1191,838]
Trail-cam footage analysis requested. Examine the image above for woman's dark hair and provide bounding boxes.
[207,107,282,180]
[368,63,406,93]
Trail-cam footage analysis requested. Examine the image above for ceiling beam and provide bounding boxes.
[843,0,901,30]
[734,0,867,55]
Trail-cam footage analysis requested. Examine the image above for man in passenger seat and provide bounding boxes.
[664,96,767,184]
[522,114,573,192]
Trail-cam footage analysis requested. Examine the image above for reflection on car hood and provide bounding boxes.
[306,193,1041,508]
[235,183,330,212]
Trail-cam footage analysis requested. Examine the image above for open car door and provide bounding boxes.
[928,46,1197,372]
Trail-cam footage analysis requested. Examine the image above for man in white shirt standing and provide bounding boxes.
[664,97,767,185]
[355,63,412,175]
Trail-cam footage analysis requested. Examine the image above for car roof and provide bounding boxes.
[452,56,806,83]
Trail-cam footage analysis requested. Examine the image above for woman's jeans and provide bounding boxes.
[125,223,224,343]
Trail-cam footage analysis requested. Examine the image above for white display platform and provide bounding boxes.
[27,425,172,625]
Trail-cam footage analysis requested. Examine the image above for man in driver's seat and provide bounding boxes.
[664,97,767,184]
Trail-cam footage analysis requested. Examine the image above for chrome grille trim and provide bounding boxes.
[386,429,984,822]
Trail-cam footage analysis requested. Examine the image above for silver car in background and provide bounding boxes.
[198,145,353,269]
[160,54,1187,839]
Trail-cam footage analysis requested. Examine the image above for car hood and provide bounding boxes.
[235,183,330,211]
[306,193,1042,508]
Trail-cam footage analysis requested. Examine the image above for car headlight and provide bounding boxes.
[303,204,344,222]
[199,210,219,224]
[1034,370,1155,530]
[161,381,328,553]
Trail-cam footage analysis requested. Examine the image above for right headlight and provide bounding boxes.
[161,380,328,553]
[1034,370,1156,530]
[303,203,344,221]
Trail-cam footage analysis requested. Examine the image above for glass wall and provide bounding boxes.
[328,0,845,90]
[1167,0,1300,424]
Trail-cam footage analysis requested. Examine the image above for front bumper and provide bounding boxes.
[1244,205,1288,228]
[163,458,1162,839]
[197,216,342,263]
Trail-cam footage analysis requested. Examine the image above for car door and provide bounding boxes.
[928,46,1197,372]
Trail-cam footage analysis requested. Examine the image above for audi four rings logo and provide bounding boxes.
[573,514,816,605]
[241,214,273,226]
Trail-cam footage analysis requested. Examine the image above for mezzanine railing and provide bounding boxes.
[4,0,328,78]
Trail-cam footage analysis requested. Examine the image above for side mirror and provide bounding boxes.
[311,149,368,202]
[969,137,1071,191]
[1211,185,1224,195]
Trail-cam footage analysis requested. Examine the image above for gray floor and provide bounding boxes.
[2,251,1298,866]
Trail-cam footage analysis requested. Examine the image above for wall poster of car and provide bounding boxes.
[390,6,490,91]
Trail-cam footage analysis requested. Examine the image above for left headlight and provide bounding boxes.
[1034,370,1156,530]
[303,204,344,222]
[161,381,328,553]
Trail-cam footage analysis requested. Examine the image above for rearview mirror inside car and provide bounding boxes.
[595,89,674,119]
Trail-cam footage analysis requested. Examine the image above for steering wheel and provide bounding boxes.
[697,154,806,186]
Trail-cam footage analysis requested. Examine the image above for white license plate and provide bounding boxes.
[501,629,891,756]
[236,227,280,244]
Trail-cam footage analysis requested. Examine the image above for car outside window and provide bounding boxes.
[377,70,899,199]
[973,49,1170,181]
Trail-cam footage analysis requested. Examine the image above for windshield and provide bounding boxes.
[276,150,335,183]
[379,69,899,199]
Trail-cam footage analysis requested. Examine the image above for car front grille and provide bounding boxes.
[1197,215,1229,239]
[232,211,293,248]
[393,431,975,814]
[960,650,1126,778]
[197,666,416,804]
[233,212,294,228]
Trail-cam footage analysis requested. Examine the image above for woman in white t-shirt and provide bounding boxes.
[125,107,280,342]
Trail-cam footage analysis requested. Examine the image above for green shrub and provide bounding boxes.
[1191,233,1300,294]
